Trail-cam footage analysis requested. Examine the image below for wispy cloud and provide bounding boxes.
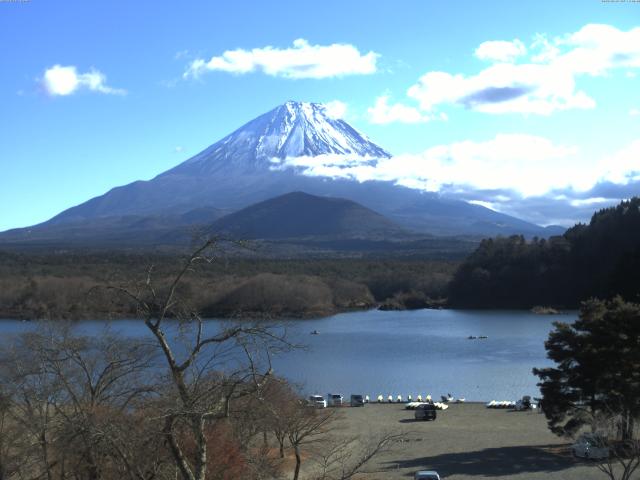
[475,39,527,62]
[598,139,640,185]
[323,100,348,119]
[183,39,379,79]
[369,24,640,121]
[281,134,584,196]
[367,95,432,124]
[276,135,640,225]
[42,65,125,96]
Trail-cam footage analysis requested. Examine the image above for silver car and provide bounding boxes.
[572,433,609,460]
[414,471,440,480]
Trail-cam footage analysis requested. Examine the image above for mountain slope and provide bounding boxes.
[209,192,405,240]
[3,101,561,241]
[169,100,390,177]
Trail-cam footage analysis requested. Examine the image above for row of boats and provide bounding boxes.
[405,401,450,410]
[485,400,517,408]
[374,394,465,404]
[486,396,536,410]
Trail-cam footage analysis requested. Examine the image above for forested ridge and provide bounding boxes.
[448,197,640,308]
[0,254,455,320]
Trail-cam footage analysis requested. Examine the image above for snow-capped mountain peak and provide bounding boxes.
[170,101,391,176]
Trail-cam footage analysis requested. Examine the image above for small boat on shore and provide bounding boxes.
[486,400,516,409]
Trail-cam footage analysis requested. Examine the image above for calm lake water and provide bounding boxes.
[0,309,574,402]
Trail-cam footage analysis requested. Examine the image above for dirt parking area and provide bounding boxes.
[333,403,608,480]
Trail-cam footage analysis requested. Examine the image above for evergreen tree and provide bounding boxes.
[533,297,640,440]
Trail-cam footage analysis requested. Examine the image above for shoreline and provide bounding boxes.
[0,304,577,322]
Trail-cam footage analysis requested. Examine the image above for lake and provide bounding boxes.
[0,309,573,402]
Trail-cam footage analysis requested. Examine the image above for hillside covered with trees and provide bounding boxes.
[448,197,640,309]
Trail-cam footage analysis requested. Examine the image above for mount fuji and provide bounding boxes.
[1,101,563,249]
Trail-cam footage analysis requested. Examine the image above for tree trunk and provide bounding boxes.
[293,445,301,480]
[194,416,207,480]
[620,411,634,441]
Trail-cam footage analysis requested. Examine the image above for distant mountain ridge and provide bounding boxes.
[210,191,405,240]
[1,101,564,249]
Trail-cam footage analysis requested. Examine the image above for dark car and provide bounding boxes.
[414,403,437,421]
[350,394,365,407]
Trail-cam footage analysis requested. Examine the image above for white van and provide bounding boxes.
[327,393,344,406]
[308,395,327,408]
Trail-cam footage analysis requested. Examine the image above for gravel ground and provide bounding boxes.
[331,402,610,480]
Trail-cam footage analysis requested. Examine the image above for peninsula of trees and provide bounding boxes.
[448,197,640,309]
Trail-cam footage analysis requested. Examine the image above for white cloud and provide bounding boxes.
[277,135,640,225]
[530,34,561,63]
[599,139,640,184]
[324,100,348,119]
[184,39,379,79]
[174,146,184,153]
[559,23,640,76]
[282,134,587,197]
[373,24,639,121]
[42,65,125,96]
[367,95,430,124]
[406,63,595,115]
[569,197,611,208]
[475,39,526,62]
[468,199,499,211]
[630,108,640,117]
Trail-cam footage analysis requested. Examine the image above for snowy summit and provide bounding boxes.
[172,101,391,175]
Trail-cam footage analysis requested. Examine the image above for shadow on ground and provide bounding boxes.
[385,444,579,477]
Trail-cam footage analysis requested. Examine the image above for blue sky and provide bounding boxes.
[1,0,639,231]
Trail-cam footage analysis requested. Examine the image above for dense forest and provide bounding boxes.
[448,197,640,308]
[3,198,638,318]
[0,252,456,320]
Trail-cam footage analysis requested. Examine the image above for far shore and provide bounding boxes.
[0,303,576,322]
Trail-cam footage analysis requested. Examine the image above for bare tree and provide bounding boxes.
[311,431,406,480]
[285,403,339,480]
[592,410,640,480]
[0,324,162,480]
[0,330,65,480]
[0,390,28,480]
[106,239,291,480]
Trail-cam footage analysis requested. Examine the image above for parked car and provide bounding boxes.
[572,433,609,460]
[327,393,344,407]
[414,403,437,421]
[350,394,365,407]
[514,395,532,411]
[308,395,327,408]
[414,471,440,480]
